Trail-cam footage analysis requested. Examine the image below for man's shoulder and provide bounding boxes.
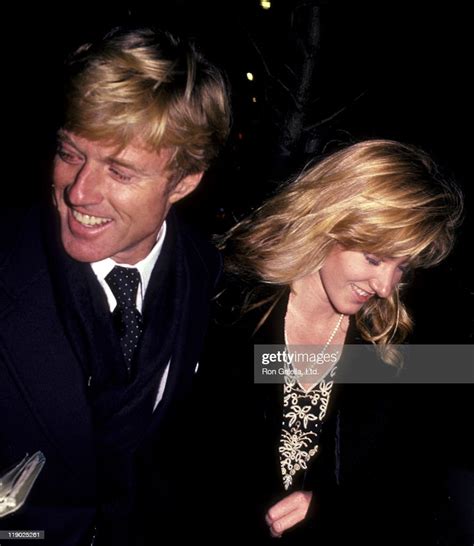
[0,206,38,259]
[173,215,222,286]
[0,205,48,305]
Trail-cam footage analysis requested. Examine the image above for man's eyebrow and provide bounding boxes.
[106,156,149,176]
[56,131,149,176]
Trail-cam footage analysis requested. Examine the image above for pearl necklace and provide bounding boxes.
[284,312,345,353]
[284,312,345,392]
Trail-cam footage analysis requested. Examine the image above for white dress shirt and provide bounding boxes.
[90,222,170,411]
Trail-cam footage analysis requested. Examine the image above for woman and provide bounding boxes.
[198,140,462,544]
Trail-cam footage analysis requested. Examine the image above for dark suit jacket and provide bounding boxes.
[0,205,221,545]
[195,285,446,545]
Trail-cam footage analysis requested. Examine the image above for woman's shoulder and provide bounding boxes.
[211,275,286,332]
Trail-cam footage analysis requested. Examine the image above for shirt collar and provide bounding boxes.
[90,221,167,296]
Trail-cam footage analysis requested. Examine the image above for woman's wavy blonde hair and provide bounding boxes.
[63,26,230,185]
[224,140,463,366]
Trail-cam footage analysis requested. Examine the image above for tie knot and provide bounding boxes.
[105,266,141,309]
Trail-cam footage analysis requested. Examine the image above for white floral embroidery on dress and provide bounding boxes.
[279,363,338,490]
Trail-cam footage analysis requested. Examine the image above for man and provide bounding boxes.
[0,26,230,545]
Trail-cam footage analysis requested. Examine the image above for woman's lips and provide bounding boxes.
[351,283,374,303]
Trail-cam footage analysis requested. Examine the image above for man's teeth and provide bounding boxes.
[353,284,373,297]
[72,210,111,226]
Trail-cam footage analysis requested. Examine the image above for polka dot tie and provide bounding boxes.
[105,266,144,372]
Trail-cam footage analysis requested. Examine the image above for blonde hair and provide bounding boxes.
[225,140,463,365]
[63,27,230,183]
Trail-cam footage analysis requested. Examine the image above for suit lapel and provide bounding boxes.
[146,216,215,434]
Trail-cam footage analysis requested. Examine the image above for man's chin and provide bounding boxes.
[61,237,108,263]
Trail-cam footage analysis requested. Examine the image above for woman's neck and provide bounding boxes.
[290,273,339,325]
[285,274,348,347]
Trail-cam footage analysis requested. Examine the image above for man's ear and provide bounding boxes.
[168,172,204,204]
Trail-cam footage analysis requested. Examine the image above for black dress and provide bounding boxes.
[194,284,446,545]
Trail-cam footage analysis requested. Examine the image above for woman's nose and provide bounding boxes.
[369,266,400,298]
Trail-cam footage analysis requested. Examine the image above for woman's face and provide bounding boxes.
[317,246,410,315]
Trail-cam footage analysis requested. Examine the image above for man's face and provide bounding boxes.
[53,131,202,264]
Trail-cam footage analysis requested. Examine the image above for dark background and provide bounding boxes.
[3,2,472,344]
[2,3,472,540]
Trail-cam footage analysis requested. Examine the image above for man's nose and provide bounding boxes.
[369,266,399,299]
[64,163,103,207]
